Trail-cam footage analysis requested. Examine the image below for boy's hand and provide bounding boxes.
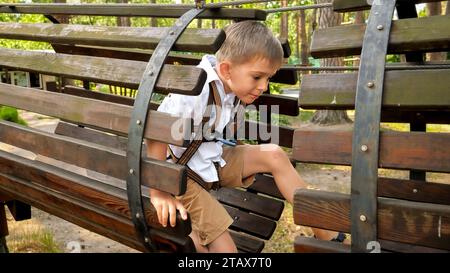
[149,188,188,228]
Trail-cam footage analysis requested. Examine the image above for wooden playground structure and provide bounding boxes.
[0,0,449,253]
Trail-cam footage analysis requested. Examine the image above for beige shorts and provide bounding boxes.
[176,144,255,246]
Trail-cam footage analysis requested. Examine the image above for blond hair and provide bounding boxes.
[216,21,283,66]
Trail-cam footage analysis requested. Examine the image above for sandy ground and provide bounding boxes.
[2,111,351,253]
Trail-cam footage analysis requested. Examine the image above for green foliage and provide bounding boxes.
[0,106,27,126]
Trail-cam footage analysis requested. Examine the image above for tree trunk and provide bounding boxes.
[310,0,352,125]
[299,9,309,65]
[280,0,289,40]
[53,0,69,24]
[426,3,445,61]
[117,0,131,27]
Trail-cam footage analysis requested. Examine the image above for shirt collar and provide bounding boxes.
[198,55,236,105]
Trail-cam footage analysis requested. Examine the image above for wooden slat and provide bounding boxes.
[0,47,206,95]
[0,149,192,239]
[0,172,195,252]
[224,204,276,240]
[0,23,225,53]
[0,4,267,20]
[253,94,299,116]
[311,15,450,58]
[214,188,284,220]
[379,239,449,253]
[381,110,450,125]
[294,189,450,250]
[0,121,186,196]
[63,86,135,107]
[244,121,294,148]
[55,121,128,151]
[293,130,450,173]
[379,177,450,206]
[51,44,202,65]
[300,70,450,110]
[0,83,193,146]
[294,236,350,253]
[333,0,445,12]
[246,174,284,200]
[230,231,265,253]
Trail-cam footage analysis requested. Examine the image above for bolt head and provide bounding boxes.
[169,30,175,35]
[360,214,367,222]
[413,188,418,193]
[136,119,142,125]
[367,81,375,88]
[148,71,154,76]
[129,169,135,174]
[377,25,384,30]
[144,237,149,243]
[135,213,140,219]
[361,145,368,152]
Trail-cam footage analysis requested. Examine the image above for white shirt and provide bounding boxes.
[157,55,239,182]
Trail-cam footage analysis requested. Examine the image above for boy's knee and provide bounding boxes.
[261,144,287,165]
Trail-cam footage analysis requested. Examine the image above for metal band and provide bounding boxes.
[126,7,205,252]
[350,0,396,253]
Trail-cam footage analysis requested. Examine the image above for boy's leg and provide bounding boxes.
[190,230,237,253]
[241,144,338,240]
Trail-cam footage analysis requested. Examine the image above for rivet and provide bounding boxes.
[144,237,149,243]
[129,169,135,174]
[377,25,384,30]
[169,30,175,35]
[360,214,367,222]
[234,216,239,221]
[361,145,368,152]
[413,188,418,193]
[367,81,375,88]
[148,71,154,76]
[135,213,140,219]
[243,198,248,202]
[136,119,142,125]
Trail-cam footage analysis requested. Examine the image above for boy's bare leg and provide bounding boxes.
[241,144,338,240]
[190,230,237,253]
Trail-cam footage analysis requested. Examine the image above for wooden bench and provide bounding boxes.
[293,0,450,253]
[0,3,299,253]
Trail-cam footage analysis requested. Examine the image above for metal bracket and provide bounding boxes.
[126,7,205,252]
[350,0,397,252]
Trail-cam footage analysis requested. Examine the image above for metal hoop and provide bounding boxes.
[350,0,397,253]
[126,7,205,252]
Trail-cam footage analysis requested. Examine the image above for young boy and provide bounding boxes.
[146,21,338,252]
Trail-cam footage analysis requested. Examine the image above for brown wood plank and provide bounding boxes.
[244,121,294,148]
[300,70,450,110]
[213,188,284,220]
[379,177,450,206]
[0,4,267,21]
[55,121,129,151]
[294,189,450,250]
[333,0,445,12]
[63,86,135,107]
[224,204,277,240]
[379,239,449,253]
[0,83,193,146]
[311,15,450,58]
[0,47,206,95]
[0,149,192,238]
[294,236,350,253]
[0,204,8,237]
[0,121,186,196]
[252,94,299,116]
[230,231,265,253]
[246,174,284,200]
[293,130,450,173]
[0,172,194,253]
[52,44,202,65]
[0,23,225,53]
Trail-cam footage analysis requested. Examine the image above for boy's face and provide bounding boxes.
[222,57,280,104]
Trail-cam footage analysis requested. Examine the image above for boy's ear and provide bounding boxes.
[218,61,232,80]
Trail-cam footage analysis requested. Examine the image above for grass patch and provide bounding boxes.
[0,106,27,126]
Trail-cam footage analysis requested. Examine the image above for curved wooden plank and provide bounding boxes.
[0,23,225,53]
[311,15,450,58]
[0,47,206,95]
